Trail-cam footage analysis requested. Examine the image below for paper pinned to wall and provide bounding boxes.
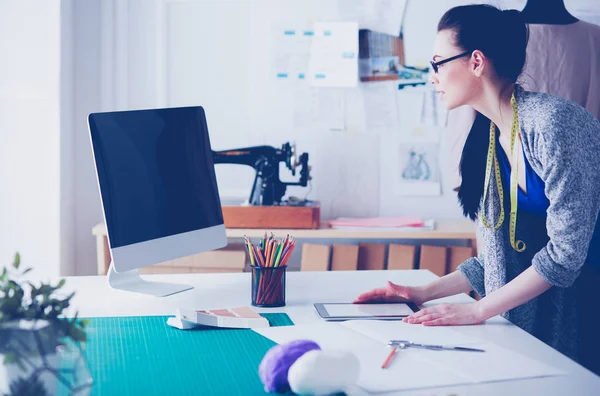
[308,22,359,87]
[381,86,442,196]
[271,23,313,81]
[418,88,448,127]
[337,0,408,37]
[293,86,345,131]
[362,82,399,132]
[396,142,441,196]
[312,134,380,219]
[361,82,399,132]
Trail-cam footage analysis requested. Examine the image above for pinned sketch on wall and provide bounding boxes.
[418,88,448,127]
[293,86,345,131]
[401,147,432,181]
[397,143,441,196]
[337,0,408,37]
[271,23,313,81]
[308,22,359,87]
[361,82,399,132]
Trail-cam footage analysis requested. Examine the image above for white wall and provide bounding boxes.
[0,0,65,279]
[71,0,103,276]
[60,0,76,278]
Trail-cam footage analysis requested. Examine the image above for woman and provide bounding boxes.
[355,4,600,375]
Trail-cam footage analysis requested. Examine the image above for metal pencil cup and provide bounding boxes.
[251,265,286,307]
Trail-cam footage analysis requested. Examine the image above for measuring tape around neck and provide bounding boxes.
[481,92,526,252]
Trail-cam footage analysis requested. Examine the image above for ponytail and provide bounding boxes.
[457,112,491,221]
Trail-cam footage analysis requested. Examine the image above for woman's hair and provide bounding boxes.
[438,4,529,220]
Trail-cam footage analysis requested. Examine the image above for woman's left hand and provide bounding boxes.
[403,303,486,326]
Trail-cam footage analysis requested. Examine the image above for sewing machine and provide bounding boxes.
[212,142,311,206]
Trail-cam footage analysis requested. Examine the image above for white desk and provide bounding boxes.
[62,270,599,395]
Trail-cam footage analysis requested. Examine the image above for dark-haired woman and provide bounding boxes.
[354,4,600,375]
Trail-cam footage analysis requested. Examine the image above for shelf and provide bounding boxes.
[93,219,476,240]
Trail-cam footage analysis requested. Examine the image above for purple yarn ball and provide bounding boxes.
[258,339,321,393]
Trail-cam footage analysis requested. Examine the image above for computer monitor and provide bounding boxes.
[88,106,227,297]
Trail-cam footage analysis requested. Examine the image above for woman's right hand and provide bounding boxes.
[352,281,429,306]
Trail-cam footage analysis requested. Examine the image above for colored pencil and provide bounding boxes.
[245,236,255,267]
[274,242,284,267]
[381,347,397,369]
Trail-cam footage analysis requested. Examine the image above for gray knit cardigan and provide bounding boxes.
[458,85,600,362]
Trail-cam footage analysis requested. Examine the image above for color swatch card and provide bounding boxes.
[167,307,270,330]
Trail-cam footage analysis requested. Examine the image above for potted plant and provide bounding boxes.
[0,253,93,396]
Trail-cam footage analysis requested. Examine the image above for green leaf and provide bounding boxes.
[21,268,32,275]
[57,279,66,288]
[13,252,20,269]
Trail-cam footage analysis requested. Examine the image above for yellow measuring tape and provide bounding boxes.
[481,92,526,252]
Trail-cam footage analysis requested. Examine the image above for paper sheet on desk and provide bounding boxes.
[342,321,566,384]
[254,322,469,392]
[254,321,566,393]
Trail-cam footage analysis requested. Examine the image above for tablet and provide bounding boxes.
[314,302,420,321]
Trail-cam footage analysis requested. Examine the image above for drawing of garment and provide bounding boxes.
[402,149,431,181]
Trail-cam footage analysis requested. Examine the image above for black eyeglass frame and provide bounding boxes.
[430,51,471,73]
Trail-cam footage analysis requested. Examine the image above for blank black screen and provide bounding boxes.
[89,106,224,248]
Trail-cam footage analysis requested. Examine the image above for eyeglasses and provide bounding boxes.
[430,51,471,73]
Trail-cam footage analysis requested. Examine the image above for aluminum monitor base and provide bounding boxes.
[107,261,193,297]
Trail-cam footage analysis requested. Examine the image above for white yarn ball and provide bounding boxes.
[287,349,361,396]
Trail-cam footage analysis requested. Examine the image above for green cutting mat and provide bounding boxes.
[82,314,293,396]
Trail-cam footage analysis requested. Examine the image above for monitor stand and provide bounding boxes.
[107,261,193,297]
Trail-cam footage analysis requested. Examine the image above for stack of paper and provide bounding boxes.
[328,216,434,232]
[254,320,565,393]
